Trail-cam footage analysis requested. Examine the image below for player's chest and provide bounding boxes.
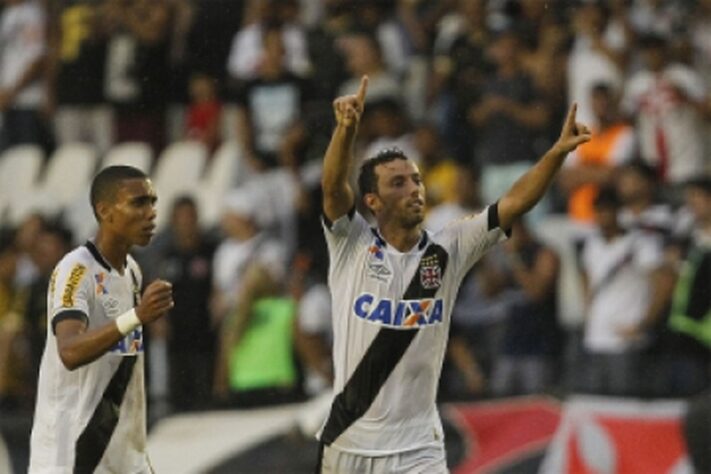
[91,270,139,319]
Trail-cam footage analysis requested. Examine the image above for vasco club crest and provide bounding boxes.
[419,255,442,290]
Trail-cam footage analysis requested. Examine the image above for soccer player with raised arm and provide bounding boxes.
[316,76,591,473]
[29,166,174,473]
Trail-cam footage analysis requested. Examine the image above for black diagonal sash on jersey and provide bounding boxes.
[74,356,137,473]
[320,243,449,446]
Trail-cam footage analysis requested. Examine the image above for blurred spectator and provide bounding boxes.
[689,0,711,83]
[577,187,667,396]
[294,283,332,397]
[150,196,217,412]
[361,100,418,165]
[211,186,286,325]
[667,176,711,473]
[490,220,562,397]
[232,24,312,170]
[425,165,481,234]
[622,34,708,186]
[0,0,52,153]
[103,0,171,153]
[226,0,310,81]
[13,213,46,287]
[0,229,27,409]
[184,72,222,153]
[414,122,459,209]
[22,223,72,402]
[468,28,549,208]
[213,247,296,406]
[644,176,711,401]
[567,1,626,126]
[337,32,400,105]
[558,83,635,223]
[616,159,676,235]
[628,0,688,39]
[50,0,112,154]
[430,0,492,162]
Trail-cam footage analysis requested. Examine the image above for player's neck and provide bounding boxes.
[378,222,423,253]
[93,230,129,272]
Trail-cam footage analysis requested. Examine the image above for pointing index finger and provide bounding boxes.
[356,75,369,104]
[564,103,578,133]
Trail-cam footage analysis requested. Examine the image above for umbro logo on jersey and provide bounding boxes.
[367,262,392,282]
[353,293,444,327]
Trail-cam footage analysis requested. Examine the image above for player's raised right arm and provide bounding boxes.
[322,76,368,222]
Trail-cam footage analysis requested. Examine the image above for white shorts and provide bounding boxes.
[318,444,448,474]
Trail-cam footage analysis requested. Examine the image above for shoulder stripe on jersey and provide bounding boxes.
[320,243,449,446]
[51,310,88,335]
[84,241,111,271]
[74,356,137,472]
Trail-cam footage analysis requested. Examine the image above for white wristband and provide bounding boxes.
[115,309,141,336]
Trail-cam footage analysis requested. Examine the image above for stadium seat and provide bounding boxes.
[196,140,253,229]
[152,140,208,229]
[0,145,44,226]
[34,143,98,217]
[102,142,153,173]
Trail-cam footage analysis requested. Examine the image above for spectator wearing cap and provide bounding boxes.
[622,34,709,186]
[576,186,667,396]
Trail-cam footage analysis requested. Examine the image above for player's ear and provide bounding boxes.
[364,193,381,214]
[96,201,112,223]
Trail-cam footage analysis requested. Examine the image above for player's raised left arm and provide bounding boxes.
[497,104,591,231]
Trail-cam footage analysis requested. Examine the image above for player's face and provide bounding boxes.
[371,159,425,228]
[108,178,158,246]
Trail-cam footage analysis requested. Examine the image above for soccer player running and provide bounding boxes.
[29,166,174,473]
[317,76,591,473]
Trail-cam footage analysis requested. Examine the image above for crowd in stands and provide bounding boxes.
[0,0,710,430]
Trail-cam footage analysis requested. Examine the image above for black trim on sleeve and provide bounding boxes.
[322,206,356,231]
[51,310,89,335]
[487,201,512,237]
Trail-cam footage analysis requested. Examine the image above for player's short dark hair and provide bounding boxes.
[90,165,148,220]
[358,147,409,196]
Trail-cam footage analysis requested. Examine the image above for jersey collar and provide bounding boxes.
[370,227,429,252]
[84,240,126,272]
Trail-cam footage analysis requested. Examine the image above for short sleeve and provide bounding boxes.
[321,209,371,273]
[437,204,508,281]
[633,233,664,272]
[49,258,92,323]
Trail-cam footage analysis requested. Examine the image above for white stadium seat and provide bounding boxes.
[152,140,208,229]
[0,145,44,226]
[102,142,153,173]
[35,143,98,217]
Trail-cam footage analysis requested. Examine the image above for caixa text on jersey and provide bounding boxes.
[353,293,444,328]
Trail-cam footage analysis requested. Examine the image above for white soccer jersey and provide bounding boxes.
[318,205,507,455]
[29,241,150,474]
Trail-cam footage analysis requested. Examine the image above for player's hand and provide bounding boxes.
[135,279,174,324]
[555,103,592,155]
[333,75,368,128]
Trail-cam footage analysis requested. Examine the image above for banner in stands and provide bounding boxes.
[539,396,692,474]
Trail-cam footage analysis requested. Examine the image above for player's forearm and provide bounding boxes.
[498,143,568,230]
[57,322,125,370]
[321,124,356,213]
